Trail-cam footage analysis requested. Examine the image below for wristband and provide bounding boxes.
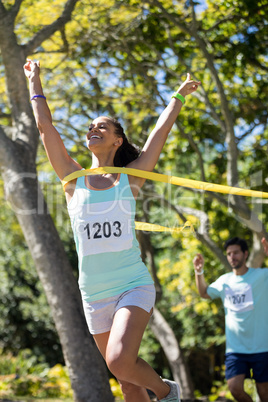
[172,92,185,104]
[195,269,204,275]
[31,95,46,101]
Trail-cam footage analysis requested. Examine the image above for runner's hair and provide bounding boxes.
[224,237,249,253]
[107,117,140,167]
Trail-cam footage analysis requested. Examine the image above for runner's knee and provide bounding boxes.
[106,350,135,379]
[118,379,140,394]
[256,382,268,402]
[228,378,244,398]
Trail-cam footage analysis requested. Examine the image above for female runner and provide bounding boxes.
[24,59,200,402]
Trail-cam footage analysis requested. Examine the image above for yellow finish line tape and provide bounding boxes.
[134,220,194,234]
[62,166,268,198]
[62,167,268,235]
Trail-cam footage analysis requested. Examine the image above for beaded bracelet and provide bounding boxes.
[30,95,46,101]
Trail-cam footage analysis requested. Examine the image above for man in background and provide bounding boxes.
[193,237,268,402]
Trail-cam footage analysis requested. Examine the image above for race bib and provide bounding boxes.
[224,283,254,312]
[73,200,134,256]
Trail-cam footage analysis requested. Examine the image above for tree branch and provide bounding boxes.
[149,307,195,398]
[149,0,239,186]
[248,232,266,268]
[197,90,226,132]
[176,122,206,182]
[204,4,268,33]
[164,16,226,132]
[160,194,230,269]
[150,189,228,266]
[23,0,79,56]
[9,0,24,22]
[158,188,266,268]
[204,11,237,33]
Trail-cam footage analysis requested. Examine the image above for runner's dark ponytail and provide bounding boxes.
[108,117,140,167]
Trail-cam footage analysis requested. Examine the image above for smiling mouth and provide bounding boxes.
[90,135,101,139]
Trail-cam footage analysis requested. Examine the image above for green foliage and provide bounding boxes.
[0,350,73,399]
[109,378,124,400]
[0,181,63,366]
[0,349,123,400]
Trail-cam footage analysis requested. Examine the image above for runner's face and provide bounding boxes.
[226,245,247,270]
[86,117,119,150]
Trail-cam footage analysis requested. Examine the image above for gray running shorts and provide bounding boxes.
[82,284,156,334]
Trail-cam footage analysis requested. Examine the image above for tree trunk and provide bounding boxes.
[0,1,114,400]
[2,164,114,402]
[149,308,195,400]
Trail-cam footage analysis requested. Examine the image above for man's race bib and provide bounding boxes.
[73,200,134,256]
[224,283,254,312]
